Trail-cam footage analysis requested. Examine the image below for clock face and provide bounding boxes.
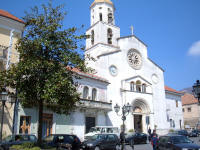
[109,65,118,76]
[127,49,142,69]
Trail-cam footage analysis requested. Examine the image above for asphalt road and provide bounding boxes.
[124,137,200,150]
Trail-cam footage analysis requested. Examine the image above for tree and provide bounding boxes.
[0,2,87,146]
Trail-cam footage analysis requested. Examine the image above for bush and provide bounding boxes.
[128,129,134,132]
[10,143,40,150]
[169,129,174,133]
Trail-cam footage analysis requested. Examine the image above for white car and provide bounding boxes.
[84,126,120,140]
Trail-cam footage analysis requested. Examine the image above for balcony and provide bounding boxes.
[78,99,112,112]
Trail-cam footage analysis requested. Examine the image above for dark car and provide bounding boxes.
[81,134,120,150]
[43,134,81,150]
[0,134,37,150]
[157,134,200,150]
[188,130,199,137]
[174,130,189,137]
[125,132,147,146]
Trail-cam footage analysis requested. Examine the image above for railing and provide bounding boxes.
[78,99,112,111]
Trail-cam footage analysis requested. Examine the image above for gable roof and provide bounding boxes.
[0,9,24,24]
[69,67,109,84]
[165,86,182,95]
[182,92,198,105]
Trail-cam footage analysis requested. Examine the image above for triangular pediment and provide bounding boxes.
[124,75,152,85]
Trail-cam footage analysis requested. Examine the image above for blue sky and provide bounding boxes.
[1,0,200,90]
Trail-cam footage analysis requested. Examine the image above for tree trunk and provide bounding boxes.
[37,99,43,146]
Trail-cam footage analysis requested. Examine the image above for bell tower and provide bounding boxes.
[86,0,120,50]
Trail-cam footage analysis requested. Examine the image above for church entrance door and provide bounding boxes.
[134,114,142,132]
[85,117,95,133]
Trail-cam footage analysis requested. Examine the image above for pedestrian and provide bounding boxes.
[151,130,158,150]
[148,127,151,135]
[148,127,151,142]
[120,130,125,144]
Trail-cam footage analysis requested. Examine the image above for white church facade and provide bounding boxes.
[85,0,183,135]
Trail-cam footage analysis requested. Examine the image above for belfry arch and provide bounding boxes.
[132,99,151,133]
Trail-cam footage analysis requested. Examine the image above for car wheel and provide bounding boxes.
[95,146,100,150]
[115,144,120,150]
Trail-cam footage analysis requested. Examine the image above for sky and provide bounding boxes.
[1,0,200,90]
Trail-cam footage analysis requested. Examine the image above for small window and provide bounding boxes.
[99,13,103,21]
[176,100,178,107]
[91,30,94,45]
[92,88,97,100]
[83,86,89,99]
[19,116,31,134]
[142,84,146,93]
[182,108,184,112]
[107,28,113,44]
[108,13,113,24]
[130,82,135,91]
[136,80,141,92]
[187,107,191,112]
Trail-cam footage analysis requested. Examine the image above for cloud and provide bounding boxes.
[188,41,200,56]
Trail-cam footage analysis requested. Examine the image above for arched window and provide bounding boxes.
[91,30,94,45]
[170,119,173,127]
[83,86,89,99]
[92,88,97,100]
[130,82,135,91]
[99,13,102,21]
[136,80,142,92]
[108,13,113,24]
[107,28,112,44]
[142,84,146,93]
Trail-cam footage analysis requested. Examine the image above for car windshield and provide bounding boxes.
[172,136,192,144]
[3,135,13,142]
[89,127,101,133]
[43,135,54,142]
[89,134,105,140]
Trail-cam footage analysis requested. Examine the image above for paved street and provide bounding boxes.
[124,137,200,150]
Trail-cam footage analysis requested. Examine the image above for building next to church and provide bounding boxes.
[0,9,24,137]
[182,92,200,129]
[165,86,183,130]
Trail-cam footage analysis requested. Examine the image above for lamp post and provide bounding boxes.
[0,91,8,141]
[193,80,200,102]
[114,103,132,150]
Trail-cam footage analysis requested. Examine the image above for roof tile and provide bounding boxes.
[0,9,24,24]
[182,93,198,105]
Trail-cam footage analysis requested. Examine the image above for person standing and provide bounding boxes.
[151,130,158,150]
[148,127,151,135]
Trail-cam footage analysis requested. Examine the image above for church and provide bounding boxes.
[85,0,183,135]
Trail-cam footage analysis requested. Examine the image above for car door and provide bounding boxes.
[107,134,117,149]
[158,136,169,150]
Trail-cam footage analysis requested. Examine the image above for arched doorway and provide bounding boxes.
[132,99,150,133]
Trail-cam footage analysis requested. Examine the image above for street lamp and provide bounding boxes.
[192,80,200,102]
[0,91,8,141]
[114,103,132,150]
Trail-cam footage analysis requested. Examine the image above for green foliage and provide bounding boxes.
[10,143,40,150]
[169,129,174,133]
[128,129,134,132]
[0,0,88,145]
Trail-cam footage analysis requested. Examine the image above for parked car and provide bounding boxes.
[191,129,200,136]
[125,132,147,146]
[0,134,37,150]
[84,126,119,140]
[81,134,120,150]
[188,130,199,137]
[43,134,81,150]
[157,134,200,150]
[174,130,189,137]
